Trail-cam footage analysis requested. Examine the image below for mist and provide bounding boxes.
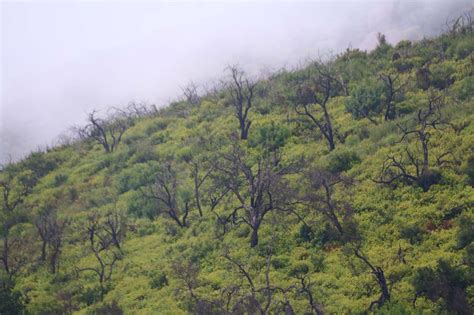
[0,0,471,163]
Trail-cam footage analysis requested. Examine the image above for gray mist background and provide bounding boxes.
[0,0,472,163]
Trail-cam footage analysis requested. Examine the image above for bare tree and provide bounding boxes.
[379,72,405,121]
[227,65,257,140]
[79,109,132,153]
[353,247,390,310]
[375,92,449,191]
[214,138,297,247]
[103,208,126,254]
[181,81,201,106]
[0,166,35,280]
[140,162,191,228]
[35,207,69,273]
[223,246,287,315]
[173,259,224,314]
[294,62,341,151]
[303,169,353,236]
[76,214,122,295]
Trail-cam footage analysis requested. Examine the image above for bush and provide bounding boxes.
[326,149,361,173]
[94,300,124,315]
[452,76,474,101]
[271,256,290,269]
[457,215,474,249]
[413,260,471,314]
[400,225,426,244]
[345,79,384,121]
[463,154,474,186]
[149,271,169,289]
[52,173,68,187]
[249,122,290,152]
[0,285,24,315]
[288,261,313,278]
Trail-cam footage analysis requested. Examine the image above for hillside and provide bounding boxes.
[1,18,473,314]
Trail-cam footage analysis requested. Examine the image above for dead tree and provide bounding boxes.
[294,62,341,151]
[375,92,449,191]
[354,247,390,310]
[35,207,69,273]
[303,169,353,237]
[181,81,201,106]
[80,110,131,153]
[76,215,121,295]
[173,259,225,314]
[140,162,191,227]
[0,167,34,280]
[292,274,324,315]
[103,208,126,254]
[379,72,405,121]
[227,65,257,140]
[215,139,297,247]
[223,248,279,315]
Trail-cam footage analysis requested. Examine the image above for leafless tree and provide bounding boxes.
[76,214,122,295]
[35,207,70,273]
[214,138,298,247]
[375,92,450,191]
[353,247,390,310]
[103,208,126,254]
[140,162,191,227]
[181,81,201,106]
[303,169,353,236]
[223,245,292,315]
[226,65,257,140]
[445,10,473,37]
[379,72,405,121]
[0,166,35,280]
[78,109,132,153]
[173,259,224,314]
[294,62,341,151]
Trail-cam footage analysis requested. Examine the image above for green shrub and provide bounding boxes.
[149,271,169,289]
[326,149,361,173]
[463,155,474,186]
[271,256,290,269]
[457,214,474,249]
[52,173,68,187]
[400,225,426,244]
[288,261,313,278]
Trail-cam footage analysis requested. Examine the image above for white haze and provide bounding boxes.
[0,0,471,162]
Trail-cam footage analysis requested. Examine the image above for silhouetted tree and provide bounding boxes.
[227,65,256,140]
[140,162,191,227]
[215,137,297,247]
[375,92,449,191]
[353,247,390,310]
[35,206,69,273]
[303,169,353,236]
[78,109,132,153]
[379,72,405,120]
[294,62,342,151]
[76,214,122,296]
[223,246,290,315]
[182,81,201,106]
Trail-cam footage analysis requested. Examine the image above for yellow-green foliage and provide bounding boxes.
[1,29,473,315]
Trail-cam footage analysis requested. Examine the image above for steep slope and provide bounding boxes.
[1,23,473,314]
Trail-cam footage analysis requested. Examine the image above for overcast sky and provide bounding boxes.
[0,0,471,162]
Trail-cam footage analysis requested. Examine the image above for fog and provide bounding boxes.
[0,0,471,162]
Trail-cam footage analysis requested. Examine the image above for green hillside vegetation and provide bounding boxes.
[1,16,473,314]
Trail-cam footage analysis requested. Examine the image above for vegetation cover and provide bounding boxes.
[1,14,473,314]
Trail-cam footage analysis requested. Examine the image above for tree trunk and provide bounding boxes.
[250,227,259,248]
